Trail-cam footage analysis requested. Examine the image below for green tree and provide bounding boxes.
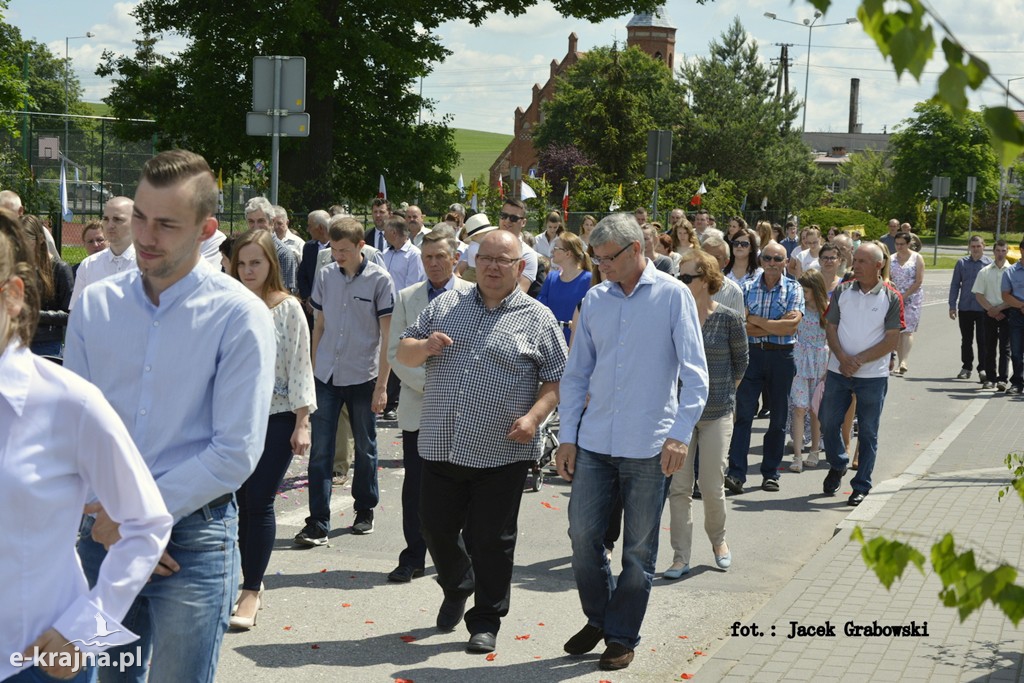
[94,0,663,211]
[534,44,686,182]
[0,2,29,136]
[834,149,897,218]
[677,18,823,213]
[888,102,999,226]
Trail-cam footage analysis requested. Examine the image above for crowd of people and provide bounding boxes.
[3,150,1023,679]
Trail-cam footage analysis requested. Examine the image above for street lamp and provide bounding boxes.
[997,77,1024,237]
[64,32,94,161]
[764,11,857,131]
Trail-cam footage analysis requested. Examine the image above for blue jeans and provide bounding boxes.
[567,448,667,649]
[77,500,239,683]
[307,378,379,534]
[1008,309,1024,389]
[727,345,796,483]
[818,371,888,494]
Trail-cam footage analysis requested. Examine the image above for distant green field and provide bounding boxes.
[83,102,111,116]
[451,128,511,185]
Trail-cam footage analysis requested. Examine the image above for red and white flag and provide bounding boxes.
[498,175,504,199]
[689,181,707,207]
[562,182,569,220]
[378,175,387,199]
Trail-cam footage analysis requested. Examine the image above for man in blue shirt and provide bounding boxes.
[780,222,800,257]
[1000,238,1024,394]
[948,235,991,380]
[556,213,708,672]
[66,149,276,681]
[725,240,805,494]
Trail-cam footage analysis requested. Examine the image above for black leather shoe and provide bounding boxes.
[563,623,605,655]
[823,467,847,495]
[467,632,496,653]
[724,475,744,494]
[436,594,468,632]
[598,642,635,670]
[848,491,866,506]
[387,565,424,583]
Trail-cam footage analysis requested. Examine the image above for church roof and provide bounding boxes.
[626,8,674,29]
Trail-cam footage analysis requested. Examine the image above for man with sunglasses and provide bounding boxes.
[725,241,804,494]
[497,198,539,293]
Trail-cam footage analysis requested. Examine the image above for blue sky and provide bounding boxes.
[7,0,1024,135]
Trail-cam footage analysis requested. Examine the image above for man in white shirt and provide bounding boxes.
[273,204,305,261]
[70,196,136,309]
[406,205,431,247]
[245,197,298,291]
[498,198,538,293]
[382,216,425,420]
[0,189,59,257]
[65,150,275,682]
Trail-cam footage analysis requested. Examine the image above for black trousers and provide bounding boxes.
[420,459,531,635]
[958,310,986,373]
[980,314,1011,383]
[398,430,427,570]
[386,370,401,412]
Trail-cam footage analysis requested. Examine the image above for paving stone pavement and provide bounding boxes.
[697,395,1024,682]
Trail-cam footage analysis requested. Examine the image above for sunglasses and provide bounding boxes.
[679,273,703,285]
[761,254,786,263]
[732,240,750,248]
[499,212,524,223]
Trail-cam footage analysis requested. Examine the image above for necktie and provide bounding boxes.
[377,231,384,252]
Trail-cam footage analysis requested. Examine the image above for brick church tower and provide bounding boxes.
[625,6,676,70]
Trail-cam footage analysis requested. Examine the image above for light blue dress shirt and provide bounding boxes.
[64,258,276,522]
[559,260,709,456]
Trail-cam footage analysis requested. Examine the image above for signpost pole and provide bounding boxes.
[271,57,282,205]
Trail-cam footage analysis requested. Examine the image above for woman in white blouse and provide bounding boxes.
[228,229,316,629]
[0,209,171,682]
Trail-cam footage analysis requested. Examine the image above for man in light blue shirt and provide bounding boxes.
[65,149,276,682]
[556,213,708,672]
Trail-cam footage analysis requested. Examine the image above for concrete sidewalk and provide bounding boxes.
[697,394,1024,682]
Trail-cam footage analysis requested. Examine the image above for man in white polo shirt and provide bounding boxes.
[819,242,904,507]
[69,196,136,309]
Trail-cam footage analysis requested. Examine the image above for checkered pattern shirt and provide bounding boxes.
[401,286,567,468]
[742,273,805,345]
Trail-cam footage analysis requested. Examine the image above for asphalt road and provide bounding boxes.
[215,268,975,682]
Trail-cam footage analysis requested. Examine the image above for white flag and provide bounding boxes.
[470,193,478,212]
[698,182,707,195]
[378,174,387,199]
[761,195,769,211]
[520,180,537,201]
[458,174,465,199]
[59,158,72,221]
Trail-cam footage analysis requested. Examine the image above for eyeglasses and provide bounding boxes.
[591,242,633,266]
[761,254,786,263]
[476,255,522,268]
[819,255,839,262]
[499,212,524,223]
[732,240,750,248]
[551,246,567,252]
[678,273,703,285]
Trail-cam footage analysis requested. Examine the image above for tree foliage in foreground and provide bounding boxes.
[95,0,663,211]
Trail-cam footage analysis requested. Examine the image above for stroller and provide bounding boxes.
[527,408,560,492]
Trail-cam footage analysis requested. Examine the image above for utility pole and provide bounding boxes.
[771,43,794,100]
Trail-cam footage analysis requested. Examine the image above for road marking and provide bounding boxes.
[837,396,988,529]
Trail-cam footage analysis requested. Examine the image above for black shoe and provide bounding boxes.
[352,510,374,535]
[979,370,988,383]
[997,381,1007,391]
[387,565,424,583]
[956,369,971,380]
[294,528,327,547]
[761,478,780,492]
[382,409,398,421]
[757,408,771,419]
[436,594,468,632]
[467,632,497,653]
[724,475,744,494]
[692,482,702,500]
[823,467,846,495]
[848,491,866,506]
[598,642,635,671]
[1008,385,1023,395]
[982,382,994,389]
[564,623,605,655]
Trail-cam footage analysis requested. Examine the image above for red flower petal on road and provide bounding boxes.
[320,568,327,573]
[485,653,497,661]
[537,622,545,626]
[540,501,560,510]
[533,656,541,659]
[678,635,689,639]
[394,679,415,683]
[694,650,705,656]
[283,626,292,630]
[311,644,320,649]
[514,634,530,640]
[400,635,417,643]
[365,620,375,624]
[341,603,351,607]
[681,674,694,680]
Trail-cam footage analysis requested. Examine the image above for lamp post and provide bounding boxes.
[764,12,857,131]
[64,32,94,161]
[996,77,1023,238]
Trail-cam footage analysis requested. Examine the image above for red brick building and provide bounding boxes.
[488,9,677,190]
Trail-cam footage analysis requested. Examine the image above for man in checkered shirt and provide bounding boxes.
[397,230,567,655]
